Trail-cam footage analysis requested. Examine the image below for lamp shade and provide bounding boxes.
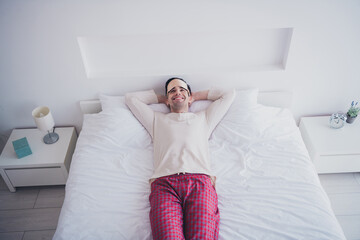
[32,106,55,132]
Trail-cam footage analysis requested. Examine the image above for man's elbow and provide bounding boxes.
[125,93,134,107]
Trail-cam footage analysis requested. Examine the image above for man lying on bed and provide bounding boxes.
[125,77,235,240]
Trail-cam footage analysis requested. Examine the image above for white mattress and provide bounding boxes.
[54,104,346,240]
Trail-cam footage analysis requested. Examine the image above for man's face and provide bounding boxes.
[166,79,192,113]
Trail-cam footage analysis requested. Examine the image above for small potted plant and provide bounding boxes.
[346,101,359,124]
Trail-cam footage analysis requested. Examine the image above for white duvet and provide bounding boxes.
[54,103,345,240]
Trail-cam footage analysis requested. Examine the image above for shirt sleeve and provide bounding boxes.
[205,87,236,137]
[125,90,158,138]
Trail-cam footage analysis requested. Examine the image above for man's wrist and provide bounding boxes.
[157,94,167,104]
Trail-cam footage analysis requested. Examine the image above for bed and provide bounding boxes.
[53,89,346,240]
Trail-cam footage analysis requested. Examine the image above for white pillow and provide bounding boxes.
[99,94,127,111]
[100,93,170,113]
[99,88,258,112]
[233,88,259,108]
[219,88,259,126]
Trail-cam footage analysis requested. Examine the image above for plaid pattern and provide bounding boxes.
[149,174,219,240]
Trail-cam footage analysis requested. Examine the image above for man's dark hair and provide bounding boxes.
[165,77,192,96]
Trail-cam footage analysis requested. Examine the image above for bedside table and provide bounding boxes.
[299,116,360,174]
[0,127,77,192]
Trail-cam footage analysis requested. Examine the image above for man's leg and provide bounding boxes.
[149,177,185,240]
[183,175,220,240]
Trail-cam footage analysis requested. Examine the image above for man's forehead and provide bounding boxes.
[167,79,188,91]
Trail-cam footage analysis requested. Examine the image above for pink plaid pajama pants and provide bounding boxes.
[149,173,219,240]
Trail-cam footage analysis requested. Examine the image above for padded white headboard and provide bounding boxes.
[80,91,292,114]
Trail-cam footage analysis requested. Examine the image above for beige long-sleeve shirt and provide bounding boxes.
[125,88,235,181]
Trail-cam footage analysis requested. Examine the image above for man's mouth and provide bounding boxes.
[173,96,184,102]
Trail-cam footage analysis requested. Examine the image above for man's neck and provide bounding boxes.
[170,107,189,113]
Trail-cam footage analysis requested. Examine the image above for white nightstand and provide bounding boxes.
[0,127,77,192]
[299,116,360,174]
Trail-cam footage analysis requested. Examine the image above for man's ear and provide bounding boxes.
[188,95,193,107]
[165,98,169,107]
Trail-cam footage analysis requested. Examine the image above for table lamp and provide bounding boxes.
[32,106,59,144]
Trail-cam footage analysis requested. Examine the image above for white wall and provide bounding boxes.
[1,0,360,151]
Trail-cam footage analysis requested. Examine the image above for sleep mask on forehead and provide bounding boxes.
[165,77,192,95]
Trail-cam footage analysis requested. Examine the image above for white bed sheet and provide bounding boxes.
[54,104,346,240]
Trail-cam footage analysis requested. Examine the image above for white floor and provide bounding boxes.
[0,173,359,240]
[318,172,360,240]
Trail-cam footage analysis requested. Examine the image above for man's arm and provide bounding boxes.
[205,88,236,137]
[156,94,168,105]
[125,90,158,138]
[190,90,209,105]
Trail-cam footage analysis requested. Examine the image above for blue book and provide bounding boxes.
[12,137,32,159]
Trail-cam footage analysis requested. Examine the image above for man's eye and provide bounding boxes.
[180,89,185,92]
